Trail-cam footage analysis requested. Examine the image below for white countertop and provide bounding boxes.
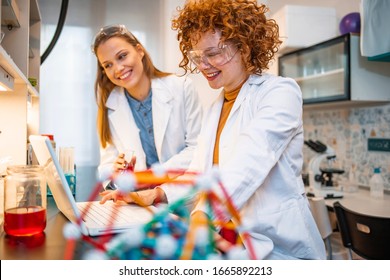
[321,187,390,218]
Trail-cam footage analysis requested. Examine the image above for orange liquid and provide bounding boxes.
[4,206,46,236]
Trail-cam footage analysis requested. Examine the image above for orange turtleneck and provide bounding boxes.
[212,80,246,165]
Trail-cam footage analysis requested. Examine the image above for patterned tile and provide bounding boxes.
[303,104,390,189]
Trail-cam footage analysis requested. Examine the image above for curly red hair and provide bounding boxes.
[172,0,281,74]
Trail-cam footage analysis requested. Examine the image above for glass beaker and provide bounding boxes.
[58,146,76,196]
[4,165,47,236]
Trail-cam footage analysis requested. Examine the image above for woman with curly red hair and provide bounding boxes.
[168,0,326,259]
[100,0,326,260]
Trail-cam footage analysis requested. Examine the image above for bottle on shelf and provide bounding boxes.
[369,167,384,199]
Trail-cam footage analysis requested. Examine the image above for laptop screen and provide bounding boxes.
[29,135,81,222]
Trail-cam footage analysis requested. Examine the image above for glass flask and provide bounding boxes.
[4,165,47,236]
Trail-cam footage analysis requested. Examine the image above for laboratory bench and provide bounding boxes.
[1,168,389,260]
[0,197,68,260]
[324,187,390,218]
[0,165,99,260]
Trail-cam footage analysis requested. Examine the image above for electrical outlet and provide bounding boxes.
[368,138,390,152]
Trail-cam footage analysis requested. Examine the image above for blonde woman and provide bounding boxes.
[92,25,202,189]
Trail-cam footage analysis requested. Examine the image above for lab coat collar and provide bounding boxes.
[151,78,174,103]
[150,78,173,159]
[106,87,144,162]
[220,74,254,117]
[228,74,267,116]
[105,81,174,161]
[105,80,175,109]
[105,86,125,110]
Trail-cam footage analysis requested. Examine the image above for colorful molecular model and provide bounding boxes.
[62,165,257,260]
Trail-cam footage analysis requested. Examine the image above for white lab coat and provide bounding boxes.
[163,74,326,260]
[98,75,202,179]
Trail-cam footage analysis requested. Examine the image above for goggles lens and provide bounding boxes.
[188,44,239,68]
[91,24,135,53]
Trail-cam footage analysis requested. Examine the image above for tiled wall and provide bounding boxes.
[303,103,390,189]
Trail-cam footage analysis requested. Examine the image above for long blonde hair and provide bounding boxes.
[92,25,170,148]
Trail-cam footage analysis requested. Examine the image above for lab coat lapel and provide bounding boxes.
[106,87,144,156]
[227,75,265,120]
[201,92,224,171]
[151,80,173,160]
[218,79,252,165]
[227,80,250,119]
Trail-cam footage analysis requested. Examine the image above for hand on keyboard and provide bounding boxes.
[99,187,167,207]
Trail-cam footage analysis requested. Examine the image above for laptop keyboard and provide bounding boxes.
[77,202,150,226]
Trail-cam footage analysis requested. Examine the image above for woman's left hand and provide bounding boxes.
[99,188,167,206]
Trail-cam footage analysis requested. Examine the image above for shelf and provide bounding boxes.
[0,0,41,165]
[1,0,21,28]
[28,46,34,58]
[294,68,344,83]
[367,52,390,62]
[295,68,344,101]
[0,45,38,96]
[30,0,41,23]
[303,100,390,111]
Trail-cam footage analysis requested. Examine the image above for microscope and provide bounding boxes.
[305,140,344,199]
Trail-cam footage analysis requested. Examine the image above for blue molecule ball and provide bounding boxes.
[339,12,361,35]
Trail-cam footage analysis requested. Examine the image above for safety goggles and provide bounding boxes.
[188,43,239,68]
[91,24,136,53]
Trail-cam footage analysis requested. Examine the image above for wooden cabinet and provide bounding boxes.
[0,0,41,164]
[278,33,390,109]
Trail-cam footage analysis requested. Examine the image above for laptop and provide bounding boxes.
[29,135,156,236]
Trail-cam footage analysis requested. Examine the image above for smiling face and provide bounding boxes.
[96,37,148,95]
[191,30,248,92]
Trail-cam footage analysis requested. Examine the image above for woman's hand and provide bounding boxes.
[99,187,167,206]
[113,152,136,172]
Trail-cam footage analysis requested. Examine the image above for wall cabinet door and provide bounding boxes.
[278,33,390,107]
